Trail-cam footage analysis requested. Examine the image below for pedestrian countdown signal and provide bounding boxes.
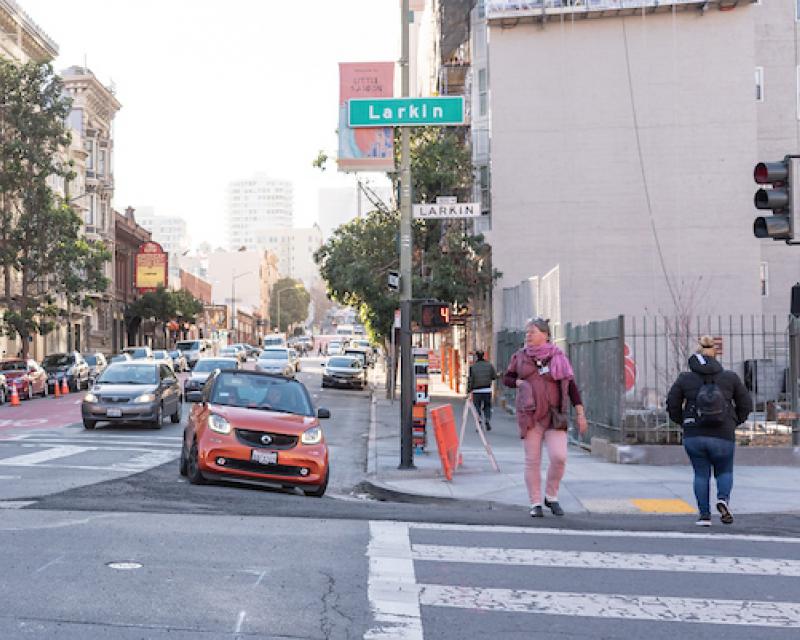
[421,303,450,329]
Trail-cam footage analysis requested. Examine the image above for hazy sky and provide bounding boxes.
[21,0,397,247]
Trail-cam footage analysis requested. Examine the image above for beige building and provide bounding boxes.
[227,173,294,251]
[61,66,122,353]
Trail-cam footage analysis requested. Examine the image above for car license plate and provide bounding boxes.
[106,408,122,418]
[251,449,277,465]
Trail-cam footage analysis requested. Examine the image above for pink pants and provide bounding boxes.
[522,423,568,505]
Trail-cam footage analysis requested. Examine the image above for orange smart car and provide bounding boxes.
[180,369,330,497]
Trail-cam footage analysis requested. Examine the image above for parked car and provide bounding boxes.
[81,361,182,430]
[183,357,240,395]
[42,352,89,392]
[321,356,366,390]
[152,350,176,371]
[255,348,295,378]
[123,346,154,361]
[168,350,188,372]
[343,348,369,370]
[220,346,246,363]
[181,369,331,496]
[0,373,7,404]
[175,339,209,369]
[0,358,49,399]
[351,339,376,366]
[110,353,132,364]
[233,343,259,359]
[83,353,108,381]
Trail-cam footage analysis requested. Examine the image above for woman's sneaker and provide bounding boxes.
[696,514,711,527]
[529,504,544,518]
[716,500,734,525]
[544,498,565,516]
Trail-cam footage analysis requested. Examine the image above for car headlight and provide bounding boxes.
[301,426,323,445]
[208,413,231,435]
[84,393,98,403]
[132,393,156,404]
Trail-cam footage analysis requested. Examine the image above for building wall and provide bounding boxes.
[252,225,323,288]
[179,269,212,304]
[487,7,763,330]
[226,174,293,251]
[207,249,278,322]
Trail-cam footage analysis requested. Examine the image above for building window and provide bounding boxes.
[760,261,769,297]
[84,139,94,171]
[86,195,96,226]
[479,165,490,214]
[98,150,106,176]
[478,68,488,117]
[755,67,764,102]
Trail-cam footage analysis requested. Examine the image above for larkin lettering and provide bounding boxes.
[368,103,445,122]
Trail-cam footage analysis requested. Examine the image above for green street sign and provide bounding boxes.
[348,97,464,127]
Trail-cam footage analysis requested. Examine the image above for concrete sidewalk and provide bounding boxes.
[367,373,800,516]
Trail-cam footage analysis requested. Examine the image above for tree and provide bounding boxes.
[126,287,204,347]
[268,278,310,333]
[0,60,115,357]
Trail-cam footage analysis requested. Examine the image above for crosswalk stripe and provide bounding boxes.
[411,522,800,545]
[418,584,800,628]
[112,450,178,471]
[0,446,90,466]
[0,440,181,451]
[412,544,800,577]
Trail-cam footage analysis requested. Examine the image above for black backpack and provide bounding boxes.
[694,375,727,427]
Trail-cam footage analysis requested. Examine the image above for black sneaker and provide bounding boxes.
[529,504,544,518]
[696,514,711,527]
[485,422,491,431]
[716,500,734,525]
[544,498,565,516]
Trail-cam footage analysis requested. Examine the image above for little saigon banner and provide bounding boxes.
[349,96,464,127]
[135,241,168,292]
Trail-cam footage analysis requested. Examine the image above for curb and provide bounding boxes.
[354,479,510,509]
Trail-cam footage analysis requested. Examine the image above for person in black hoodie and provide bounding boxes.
[666,336,752,526]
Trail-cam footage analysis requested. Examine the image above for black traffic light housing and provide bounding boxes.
[420,302,450,329]
[753,156,800,243]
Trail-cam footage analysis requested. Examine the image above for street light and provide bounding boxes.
[231,270,252,342]
[273,283,304,334]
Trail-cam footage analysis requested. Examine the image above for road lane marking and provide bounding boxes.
[112,450,179,471]
[234,610,246,633]
[419,584,800,628]
[365,521,423,640]
[34,554,64,573]
[411,522,800,544]
[0,445,89,466]
[412,544,800,577]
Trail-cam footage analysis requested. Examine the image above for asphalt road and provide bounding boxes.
[1,355,799,638]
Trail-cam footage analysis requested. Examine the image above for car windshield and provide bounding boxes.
[193,359,237,373]
[260,350,288,360]
[43,354,73,367]
[110,355,128,363]
[98,364,157,385]
[153,351,168,359]
[345,351,366,365]
[210,372,312,415]
[130,348,149,359]
[169,351,180,358]
[328,357,361,369]
[84,355,98,366]
[176,341,200,351]
[0,361,26,372]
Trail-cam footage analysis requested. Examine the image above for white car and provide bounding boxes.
[327,341,344,356]
[151,350,175,372]
[220,346,246,363]
[255,348,295,377]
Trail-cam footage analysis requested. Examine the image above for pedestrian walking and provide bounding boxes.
[666,335,752,527]
[503,318,587,518]
[468,350,497,431]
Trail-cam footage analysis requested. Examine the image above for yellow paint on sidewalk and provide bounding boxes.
[631,498,695,514]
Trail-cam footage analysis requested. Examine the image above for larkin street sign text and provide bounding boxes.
[412,202,482,219]
[348,97,465,127]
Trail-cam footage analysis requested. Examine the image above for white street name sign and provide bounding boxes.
[412,202,482,219]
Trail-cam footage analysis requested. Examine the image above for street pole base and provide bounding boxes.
[397,463,417,470]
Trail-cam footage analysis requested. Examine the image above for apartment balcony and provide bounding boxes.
[486,0,752,22]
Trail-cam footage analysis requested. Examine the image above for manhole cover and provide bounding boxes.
[106,562,143,570]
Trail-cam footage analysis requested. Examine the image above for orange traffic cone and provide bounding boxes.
[9,384,19,407]
[61,378,69,395]
[53,379,60,398]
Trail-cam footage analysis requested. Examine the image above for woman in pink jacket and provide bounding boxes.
[503,318,587,517]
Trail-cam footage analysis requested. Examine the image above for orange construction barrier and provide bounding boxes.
[61,378,69,395]
[430,405,461,481]
[9,384,19,407]
[53,379,60,397]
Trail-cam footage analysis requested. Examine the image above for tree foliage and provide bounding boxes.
[0,60,111,356]
[268,278,310,332]
[127,287,203,326]
[315,127,497,345]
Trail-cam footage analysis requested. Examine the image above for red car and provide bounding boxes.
[0,359,48,400]
[181,369,331,497]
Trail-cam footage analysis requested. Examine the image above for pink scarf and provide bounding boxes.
[524,343,574,381]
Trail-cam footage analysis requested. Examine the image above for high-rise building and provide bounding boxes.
[227,173,293,250]
[252,225,324,288]
[317,184,393,240]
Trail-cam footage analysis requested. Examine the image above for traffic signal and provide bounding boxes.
[420,302,450,329]
[753,156,800,242]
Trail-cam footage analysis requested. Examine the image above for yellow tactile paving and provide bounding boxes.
[631,498,696,514]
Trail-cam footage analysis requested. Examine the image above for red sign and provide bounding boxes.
[135,241,168,292]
